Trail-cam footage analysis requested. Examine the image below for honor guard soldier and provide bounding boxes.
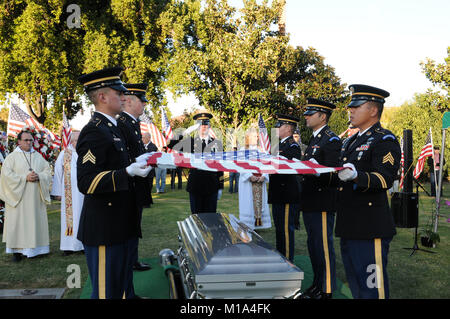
[268,114,302,262]
[118,83,153,293]
[335,84,401,299]
[300,98,341,299]
[168,111,224,214]
[76,67,152,299]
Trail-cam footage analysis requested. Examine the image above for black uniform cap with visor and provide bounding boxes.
[274,113,300,128]
[78,67,128,93]
[303,98,336,116]
[193,112,213,126]
[124,83,149,103]
[347,84,390,108]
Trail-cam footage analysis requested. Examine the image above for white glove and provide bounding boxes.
[183,123,200,136]
[135,153,151,164]
[126,162,153,177]
[338,163,358,181]
[217,189,223,200]
[308,158,320,176]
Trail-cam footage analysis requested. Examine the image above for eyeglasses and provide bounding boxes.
[21,139,33,142]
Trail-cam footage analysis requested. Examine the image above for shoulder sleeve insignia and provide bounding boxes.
[382,152,394,165]
[329,136,340,142]
[82,149,96,165]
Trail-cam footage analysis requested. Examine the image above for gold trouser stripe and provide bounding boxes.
[87,171,111,194]
[374,238,385,299]
[322,212,332,293]
[285,204,290,260]
[98,246,106,299]
[372,172,387,189]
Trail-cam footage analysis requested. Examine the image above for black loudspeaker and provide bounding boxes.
[391,192,418,228]
[403,129,413,193]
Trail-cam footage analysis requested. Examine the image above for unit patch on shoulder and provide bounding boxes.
[82,149,96,165]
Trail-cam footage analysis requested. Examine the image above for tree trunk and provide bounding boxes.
[23,92,46,124]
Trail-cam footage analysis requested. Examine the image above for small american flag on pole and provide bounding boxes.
[7,103,42,137]
[161,107,173,141]
[140,112,167,150]
[413,128,433,179]
[62,111,72,149]
[258,114,271,153]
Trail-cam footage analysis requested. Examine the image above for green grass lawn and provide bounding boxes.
[0,175,449,299]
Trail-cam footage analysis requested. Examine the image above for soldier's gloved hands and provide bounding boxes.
[183,123,200,136]
[126,162,153,177]
[135,153,151,164]
[338,163,358,181]
[217,189,223,200]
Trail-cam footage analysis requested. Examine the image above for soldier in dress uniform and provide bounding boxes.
[168,112,224,213]
[268,114,302,262]
[300,98,342,299]
[118,83,153,290]
[335,84,401,299]
[76,67,152,299]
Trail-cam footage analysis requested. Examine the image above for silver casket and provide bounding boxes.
[176,213,303,299]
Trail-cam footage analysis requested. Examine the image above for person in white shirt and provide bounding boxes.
[51,131,84,255]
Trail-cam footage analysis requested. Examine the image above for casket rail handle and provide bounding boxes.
[291,289,303,299]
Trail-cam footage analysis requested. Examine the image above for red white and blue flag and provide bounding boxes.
[413,128,433,179]
[140,112,167,150]
[258,114,271,153]
[7,103,42,137]
[147,149,343,175]
[161,107,174,141]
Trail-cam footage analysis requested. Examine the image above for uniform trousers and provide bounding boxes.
[189,192,218,214]
[84,238,136,299]
[302,211,336,294]
[272,203,300,262]
[340,237,392,299]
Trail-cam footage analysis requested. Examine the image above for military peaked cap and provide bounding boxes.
[274,113,300,128]
[303,98,336,115]
[124,83,149,102]
[78,67,127,93]
[348,84,390,108]
[193,112,213,125]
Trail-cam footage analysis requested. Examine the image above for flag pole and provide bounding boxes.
[429,127,438,198]
[434,128,446,233]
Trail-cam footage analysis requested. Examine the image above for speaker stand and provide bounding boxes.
[403,181,436,256]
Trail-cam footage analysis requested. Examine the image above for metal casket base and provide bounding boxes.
[177,213,303,299]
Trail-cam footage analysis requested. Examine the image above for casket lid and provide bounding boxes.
[177,213,302,280]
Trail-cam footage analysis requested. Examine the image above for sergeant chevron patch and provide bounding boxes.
[382,152,394,165]
[82,149,96,165]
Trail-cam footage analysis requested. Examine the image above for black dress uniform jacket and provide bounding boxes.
[334,122,401,239]
[268,136,302,204]
[168,136,224,195]
[118,112,152,207]
[301,125,342,212]
[76,112,140,246]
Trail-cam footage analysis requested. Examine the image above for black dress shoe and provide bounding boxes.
[63,250,74,256]
[299,285,318,299]
[302,288,333,300]
[12,253,22,262]
[133,261,152,271]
